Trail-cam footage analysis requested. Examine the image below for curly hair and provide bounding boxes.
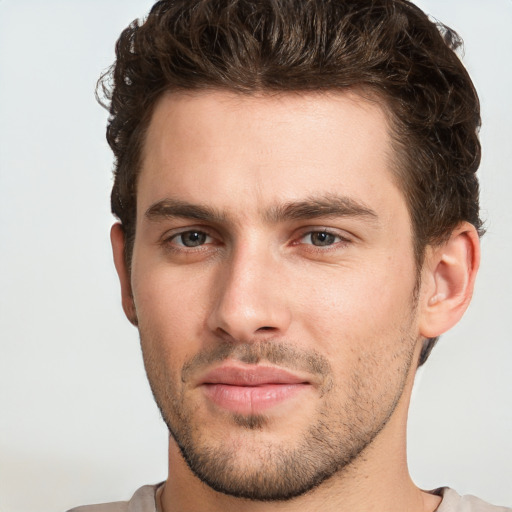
[98,0,483,365]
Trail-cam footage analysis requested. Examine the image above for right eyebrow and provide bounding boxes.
[145,199,227,223]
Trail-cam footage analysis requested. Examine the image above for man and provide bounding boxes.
[70,0,509,511]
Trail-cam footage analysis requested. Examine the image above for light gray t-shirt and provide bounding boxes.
[67,485,511,512]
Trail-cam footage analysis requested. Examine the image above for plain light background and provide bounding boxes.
[0,1,511,511]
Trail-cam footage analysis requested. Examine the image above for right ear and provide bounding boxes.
[110,223,138,326]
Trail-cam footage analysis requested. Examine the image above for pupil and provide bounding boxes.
[183,231,205,247]
[313,232,334,246]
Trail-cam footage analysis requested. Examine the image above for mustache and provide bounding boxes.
[181,340,333,383]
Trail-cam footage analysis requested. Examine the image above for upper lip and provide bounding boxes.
[199,363,310,387]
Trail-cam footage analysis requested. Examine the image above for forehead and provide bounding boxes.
[138,89,405,226]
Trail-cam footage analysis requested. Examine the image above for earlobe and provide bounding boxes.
[419,222,480,338]
[110,223,138,326]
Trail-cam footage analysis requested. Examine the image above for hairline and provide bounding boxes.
[121,85,441,367]
[120,85,431,268]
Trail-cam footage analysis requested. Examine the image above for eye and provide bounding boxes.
[171,230,212,247]
[300,230,345,247]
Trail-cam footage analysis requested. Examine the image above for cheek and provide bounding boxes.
[294,256,418,358]
[131,260,213,360]
[297,271,418,408]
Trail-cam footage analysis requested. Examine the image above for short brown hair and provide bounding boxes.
[99,0,483,364]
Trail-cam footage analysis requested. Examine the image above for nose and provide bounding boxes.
[207,243,292,343]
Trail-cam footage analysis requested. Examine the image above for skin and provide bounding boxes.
[111,90,480,512]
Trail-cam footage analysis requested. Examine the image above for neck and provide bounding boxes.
[160,369,441,512]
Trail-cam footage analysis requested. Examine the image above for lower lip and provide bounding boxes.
[201,383,308,414]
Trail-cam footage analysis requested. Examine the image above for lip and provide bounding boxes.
[200,364,310,386]
[198,363,311,414]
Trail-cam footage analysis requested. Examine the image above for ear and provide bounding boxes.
[419,222,480,338]
[110,223,138,326]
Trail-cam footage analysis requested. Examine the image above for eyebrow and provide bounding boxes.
[145,194,378,225]
[264,194,378,223]
[145,199,226,223]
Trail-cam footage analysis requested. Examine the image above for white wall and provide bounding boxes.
[0,1,510,510]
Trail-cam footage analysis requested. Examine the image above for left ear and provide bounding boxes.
[418,222,480,338]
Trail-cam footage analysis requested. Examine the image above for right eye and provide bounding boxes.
[300,230,340,247]
[170,230,213,248]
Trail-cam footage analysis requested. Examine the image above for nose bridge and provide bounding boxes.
[208,235,291,342]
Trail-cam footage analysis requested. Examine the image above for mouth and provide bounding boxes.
[199,363,312,414]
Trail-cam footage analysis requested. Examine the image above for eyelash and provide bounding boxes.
[296,230,349,250]
[162,229,216,253]
[162,227,351,253]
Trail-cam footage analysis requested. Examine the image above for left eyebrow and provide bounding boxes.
[264,194,378,224]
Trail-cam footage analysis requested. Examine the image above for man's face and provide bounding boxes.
[126,90,423,500]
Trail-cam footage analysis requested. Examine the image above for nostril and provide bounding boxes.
[257,326,275,331]
[215,327,231,338]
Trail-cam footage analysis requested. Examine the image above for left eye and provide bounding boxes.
[172,230,212,247]
[301,231,341,247]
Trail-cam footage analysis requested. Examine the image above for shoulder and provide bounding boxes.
[437,488,511,512]
[66,484,159,512]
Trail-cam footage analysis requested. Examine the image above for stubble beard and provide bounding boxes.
[140,334,418,502]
